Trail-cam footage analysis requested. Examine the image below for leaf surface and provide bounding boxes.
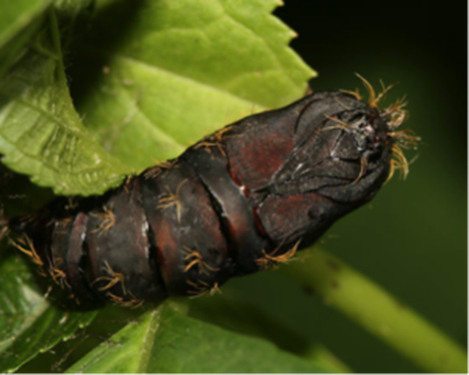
[0,0,53,79]
[66,304,328,373]
[0,11,128,196]
[0,254,97,373]
[71,0,315,171]
[0,0,314,195]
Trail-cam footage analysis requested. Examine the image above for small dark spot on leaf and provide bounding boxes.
[326,259,341,271]
[302,285,315,296]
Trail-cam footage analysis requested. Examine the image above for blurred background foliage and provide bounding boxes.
[218,1,466,372]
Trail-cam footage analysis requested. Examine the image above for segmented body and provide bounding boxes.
[11,91,407,307]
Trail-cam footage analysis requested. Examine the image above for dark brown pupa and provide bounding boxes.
[9,84,417,308]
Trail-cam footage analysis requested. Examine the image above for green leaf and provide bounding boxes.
[70,0,315,171]
[0,0,53,79]
[0,11,128,196]
[66,304,329,373]
[0,254,97,373]
[189,288,351,373]
[0,0,314,196]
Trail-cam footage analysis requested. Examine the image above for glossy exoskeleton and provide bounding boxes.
[10,90,412,307]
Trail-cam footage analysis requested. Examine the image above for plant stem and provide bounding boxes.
[280,247,467,373]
